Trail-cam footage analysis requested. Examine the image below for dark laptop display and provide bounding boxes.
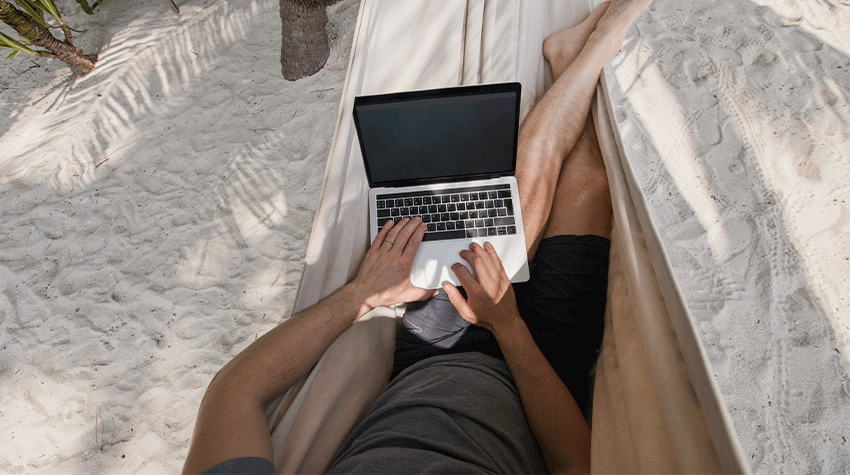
[353,83,521,187]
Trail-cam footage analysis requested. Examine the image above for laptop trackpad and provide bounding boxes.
[410,237,530,289]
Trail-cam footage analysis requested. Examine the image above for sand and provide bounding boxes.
[605,0,850,472]
[0,0,847,473]
[0,0,358,472]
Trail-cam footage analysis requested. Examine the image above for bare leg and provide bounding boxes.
[518,0,652,258]
[543,116,613,240]
[542,1,610,80]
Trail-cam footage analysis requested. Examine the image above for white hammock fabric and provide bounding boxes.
[265,1,748,473]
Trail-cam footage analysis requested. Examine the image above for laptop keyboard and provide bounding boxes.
[376,184,517,242]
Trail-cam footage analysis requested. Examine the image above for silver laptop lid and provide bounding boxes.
[353,82,521,188]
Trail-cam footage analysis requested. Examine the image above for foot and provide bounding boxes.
[543,1,610,80]
[591,0,654,58]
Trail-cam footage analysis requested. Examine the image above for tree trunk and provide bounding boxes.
[280,0,335,81]
[0,0,97,75]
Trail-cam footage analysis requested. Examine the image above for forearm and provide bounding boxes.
[493,319,591,474]
[184,282,371,474]
[209,282,371,408]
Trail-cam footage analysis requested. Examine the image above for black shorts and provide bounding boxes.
[393,234,610,412]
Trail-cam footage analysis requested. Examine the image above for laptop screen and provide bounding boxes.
[353,83,520,188]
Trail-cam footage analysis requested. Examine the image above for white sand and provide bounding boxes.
[0,0,358,472]
[605,0,850,472]
[0,0,847,473]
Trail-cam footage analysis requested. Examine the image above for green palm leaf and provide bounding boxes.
[75,0,99,14]
[0,30,38,57]
[10,0,48,28]
[30,0,62,21]
[16,0,74,43]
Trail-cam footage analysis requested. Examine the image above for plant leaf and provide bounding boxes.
[35,0,76,44]
[34,0,64,22]
[11,0,49,28]
[75,0,94,14]
[0,31,39,57]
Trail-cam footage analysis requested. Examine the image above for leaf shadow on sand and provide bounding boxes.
[0,0,359,472]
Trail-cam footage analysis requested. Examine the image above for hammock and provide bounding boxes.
[265,1,749,473]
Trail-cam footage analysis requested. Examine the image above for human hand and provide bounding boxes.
[443,241,522,336]
[352,217,439,315]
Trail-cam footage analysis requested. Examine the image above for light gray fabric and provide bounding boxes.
[326,352,547,475]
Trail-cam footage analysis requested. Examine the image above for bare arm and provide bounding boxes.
[444,242,591,474]
[490,318,591,474]
[183,217,437,474]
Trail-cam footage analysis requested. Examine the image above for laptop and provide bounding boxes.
[353,82,530,289]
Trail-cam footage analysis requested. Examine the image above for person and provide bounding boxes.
[183,0,652,473]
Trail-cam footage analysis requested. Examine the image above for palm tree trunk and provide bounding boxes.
[280,0,334,81]
[0,0,97,75]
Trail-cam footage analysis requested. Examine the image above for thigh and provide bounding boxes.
[513,234,610,410]
[543,116,613,241]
